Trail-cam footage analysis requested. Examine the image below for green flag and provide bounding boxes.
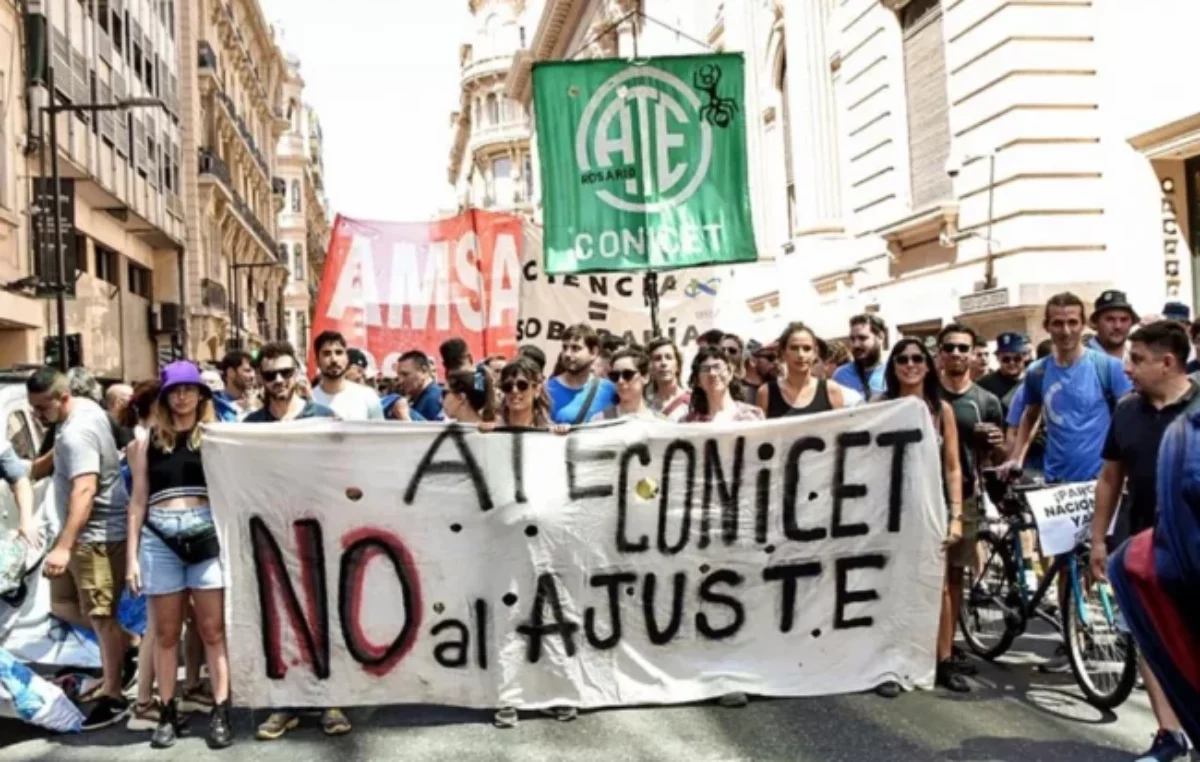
[533,54,757,275]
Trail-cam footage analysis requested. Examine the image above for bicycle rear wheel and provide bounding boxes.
[1062,567,1138,710]
[959,530,1022,660]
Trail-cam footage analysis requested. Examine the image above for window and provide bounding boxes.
[96,245,119,286]
[293,243,305,281]
[523,153,533,202]
[486,93,499,125]
[127,260,151,299]
[779,56,795,238]
[7,411,35,461]
[519,25,527,48]
[902,0,952,208]
[291,180,301,212]
[473,98,481,125]
[493,156,512,204]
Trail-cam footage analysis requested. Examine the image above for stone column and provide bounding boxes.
[783,0,843,236]
[725,0,769,256]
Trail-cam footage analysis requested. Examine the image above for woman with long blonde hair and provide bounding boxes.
[125,362,232,749]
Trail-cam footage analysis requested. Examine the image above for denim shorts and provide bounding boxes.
[140,506,224,596]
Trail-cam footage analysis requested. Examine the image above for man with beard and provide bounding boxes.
[1088,290,1137,361]
[831,314,887,398]
[977,332,1027,417]
[244,342,336,423]
[546,323,617,424]
[938,323,1006,690]
[244,343,349,740]
[742,340,777,404]
[310,331,384,421]
[214,350,255,421]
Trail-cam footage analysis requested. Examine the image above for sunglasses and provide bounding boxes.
[608,369,640,383]
[721,345,741,356]
[999,355,1024,365]
[941,342,971,355]
[261,368,296,382]
[500,379,532,394]
[895,354,926,366]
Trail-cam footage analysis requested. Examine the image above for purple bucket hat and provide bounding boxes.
[159,360,211,398]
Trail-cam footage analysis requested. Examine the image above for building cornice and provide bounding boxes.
[506,0,583,105]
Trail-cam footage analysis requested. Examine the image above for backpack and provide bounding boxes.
[1025,349,1118,413]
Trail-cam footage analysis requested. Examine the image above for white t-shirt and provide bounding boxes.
[311,382,385,422]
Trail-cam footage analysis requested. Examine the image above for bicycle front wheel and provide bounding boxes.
[1062,571,1138,710]
[959,530,1021,660]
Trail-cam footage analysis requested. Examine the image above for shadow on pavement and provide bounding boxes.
[938,736,1133,762]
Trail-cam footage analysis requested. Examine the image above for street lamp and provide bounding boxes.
[945,149,1000,291]
[40,64,167,370]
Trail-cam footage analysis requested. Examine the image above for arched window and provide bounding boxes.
[291,180,301,212]
[486,93,499,125]
[473,98,481,125]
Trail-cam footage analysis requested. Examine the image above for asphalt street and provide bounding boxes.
[0,630,1175,762]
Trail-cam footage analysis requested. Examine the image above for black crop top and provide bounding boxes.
[147,431,208,505]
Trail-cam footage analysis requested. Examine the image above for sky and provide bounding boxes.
[260,0,466,221]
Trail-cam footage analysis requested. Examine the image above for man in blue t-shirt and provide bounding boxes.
[831,313,887,397]
[394,350,444,421]
[1006,292,1133,483]
[546,324,616,424]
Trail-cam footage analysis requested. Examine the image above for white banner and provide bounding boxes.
[1025,482,1109,556]
[205,399,946,710]
[517,225,725,359]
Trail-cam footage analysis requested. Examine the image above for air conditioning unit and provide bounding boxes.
[147,302,182,335]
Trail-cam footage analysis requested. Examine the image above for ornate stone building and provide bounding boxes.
[18,0,186,379]
[275,44,329,366]
[512,0,1200,344]
[180,0,288,363]
[448,0,539,213]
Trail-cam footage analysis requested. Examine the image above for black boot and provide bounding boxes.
[150,698,186,749]
[206,700,233,749]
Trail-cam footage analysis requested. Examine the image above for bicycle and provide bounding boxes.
[957,469,1138,710]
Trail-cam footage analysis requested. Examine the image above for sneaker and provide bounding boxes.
[538,706,578,721]
[493,707,519,728]
[717,692,749,707]
[321,707,352,736]
[875,681,902,699]
[127,697,163,732]
[255,711,299,741]
[207,701,233,750]
[81,695,132,731]
[936,661,970,693]
[150,698,188,749]
[1039,645,1071,674]
[1134,729,1189,761]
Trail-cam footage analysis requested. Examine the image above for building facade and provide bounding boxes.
[180,0,288,365]
[275,45,329,366]
[511,0,1200,345]
[448,0,539,213]
[19,0,186,380]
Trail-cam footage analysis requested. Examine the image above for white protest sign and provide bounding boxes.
[1025,482,1109,556]
[517,225,726,359]
[204,398,946,710]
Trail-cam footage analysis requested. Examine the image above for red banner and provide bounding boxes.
[308,211,521,378]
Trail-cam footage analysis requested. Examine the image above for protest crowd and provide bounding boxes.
[0,287,1197,762]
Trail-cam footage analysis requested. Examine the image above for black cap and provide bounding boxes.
[1091,290,1138,323]
[347,348,369,368]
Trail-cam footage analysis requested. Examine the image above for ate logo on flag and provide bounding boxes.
[310,212,520,377]
[534,54,757,276]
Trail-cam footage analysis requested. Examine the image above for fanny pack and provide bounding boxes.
[144,521,221,565]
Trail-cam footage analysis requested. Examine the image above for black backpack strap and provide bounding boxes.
[572,378,600,426]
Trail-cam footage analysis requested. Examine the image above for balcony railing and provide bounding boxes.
[201,278,228,310]
[198,148,279,259]
[214,87,271,178]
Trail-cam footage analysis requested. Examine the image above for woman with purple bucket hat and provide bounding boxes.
[124,361,233,749]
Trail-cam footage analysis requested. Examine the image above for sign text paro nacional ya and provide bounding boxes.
[534,54,757,275]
